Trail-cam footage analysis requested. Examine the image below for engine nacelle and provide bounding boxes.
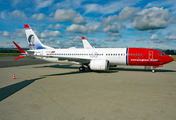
[89,59,109,71]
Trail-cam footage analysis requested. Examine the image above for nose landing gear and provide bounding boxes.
[144,66,156,73]
[152,69,155,73]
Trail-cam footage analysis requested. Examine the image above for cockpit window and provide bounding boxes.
[158,53,165,56]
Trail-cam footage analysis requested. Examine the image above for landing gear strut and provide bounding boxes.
[79,66,85,71]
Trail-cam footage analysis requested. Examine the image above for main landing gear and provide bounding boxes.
[79,66,86,71]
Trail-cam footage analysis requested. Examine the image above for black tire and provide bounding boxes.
[79,66,85,71]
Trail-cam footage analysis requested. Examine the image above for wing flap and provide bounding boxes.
[32,54,90,64]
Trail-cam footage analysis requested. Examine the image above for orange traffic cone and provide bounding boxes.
[13,74,16,79]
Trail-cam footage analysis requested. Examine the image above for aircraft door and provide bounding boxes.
[149,51,153,60]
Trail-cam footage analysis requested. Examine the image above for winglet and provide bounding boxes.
[81,37,93,49]
[82,37,86,39]
[24,24,30,29]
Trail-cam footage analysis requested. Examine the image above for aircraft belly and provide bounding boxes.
[108,57,126,65]
[41,57,79,64]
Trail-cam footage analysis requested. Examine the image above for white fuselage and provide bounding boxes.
[32,48,127,65]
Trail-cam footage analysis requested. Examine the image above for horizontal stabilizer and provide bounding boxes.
[14,55,25,60]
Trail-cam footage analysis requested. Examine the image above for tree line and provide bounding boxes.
[163,50,176,55]
[0,49,20,53]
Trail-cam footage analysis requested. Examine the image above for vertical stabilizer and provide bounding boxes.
[24,24,53,50]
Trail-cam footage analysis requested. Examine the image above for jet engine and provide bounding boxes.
[89,59,109,71]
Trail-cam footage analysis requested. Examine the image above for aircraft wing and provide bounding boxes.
[27,50,91,64]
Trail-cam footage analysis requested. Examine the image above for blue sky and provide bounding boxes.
[0,0,176,49]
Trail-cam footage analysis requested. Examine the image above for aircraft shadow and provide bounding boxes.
[0,77,45,102]
[35,64,118,73]
[110,67,176,72]
[35,64,176,73]
[35,64,78,69]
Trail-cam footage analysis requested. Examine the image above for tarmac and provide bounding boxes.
[0,57,176,120]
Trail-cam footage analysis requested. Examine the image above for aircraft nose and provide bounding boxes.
[166,55,174,63]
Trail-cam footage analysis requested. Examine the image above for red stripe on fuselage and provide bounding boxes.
[127,48,168,66]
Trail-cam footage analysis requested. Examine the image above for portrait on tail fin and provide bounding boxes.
[28,34,36,50]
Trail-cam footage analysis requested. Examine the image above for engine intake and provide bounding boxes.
[89,59,109,71]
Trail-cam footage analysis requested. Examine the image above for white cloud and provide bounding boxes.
[136,37,146,42]
[73,13,86,25]
[47,24,63,29]
[150,34,158,40]
[52,9,85,24]
[84,0,140,15]
[33,30,40,37]
[40,30,62,38]
[2,31,10,37]
[56,41,60,45]
[66,23,101,34]
[32,13,45,20]
[40,39,45,43]
[0,11,8,19]
[9,10,27,20]
[105,37,118,42]
[35,0,54,10]
[13,29,26,38]
[102,7,139,27]
[146,0,176,14]
[118,7,140,21]
[164,35,176,40]
[88,23,101,33]
[108,32,121,37]
[53,9,76,21]
[0,29,25,39]
[103,25,124,33]
[56,0,85,9]
[68,36,82,42]
[102,24,124,37]
[102,15,118,27]
[66,24,87,34]
[49,37,55,42]
[133,7,173,30]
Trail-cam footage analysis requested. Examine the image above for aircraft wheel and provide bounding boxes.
[79,66,85,71]
[152,69,155,73]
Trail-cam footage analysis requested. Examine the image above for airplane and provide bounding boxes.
[13,24,174,73]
